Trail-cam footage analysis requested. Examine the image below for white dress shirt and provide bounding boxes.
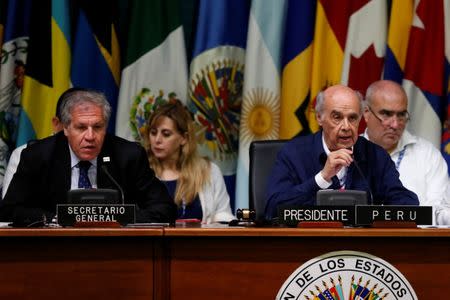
[68,145,97,189]
[363,129,450,224]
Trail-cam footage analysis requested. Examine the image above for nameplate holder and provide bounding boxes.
[356,205,432,226]
[297,221,344,228]
[279,206,356,227]
[57,204,136,226]
[371,221,417,228]
[73,221,122,228]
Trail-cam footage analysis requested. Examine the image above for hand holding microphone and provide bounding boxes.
[321,148,353,182]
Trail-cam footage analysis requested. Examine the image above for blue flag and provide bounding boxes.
[71,1,120,132]
[188,0,250,210]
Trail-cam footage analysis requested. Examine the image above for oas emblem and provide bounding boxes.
[277,250,417,300]
[188,46,244,174]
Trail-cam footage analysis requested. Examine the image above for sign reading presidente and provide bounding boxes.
[280,206,355,226]
[276,251,417,300]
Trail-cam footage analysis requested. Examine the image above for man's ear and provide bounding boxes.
[316,113,323,127]
[363,107,370,122]
[51,117,61,132]
[63,124,70,136]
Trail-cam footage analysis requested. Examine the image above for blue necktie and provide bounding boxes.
[78,161,92,189]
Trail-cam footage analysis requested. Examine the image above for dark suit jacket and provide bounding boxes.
[265,131,419,218]
[0,132,177,223]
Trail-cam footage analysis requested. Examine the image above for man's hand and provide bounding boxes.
[321,148,353,182]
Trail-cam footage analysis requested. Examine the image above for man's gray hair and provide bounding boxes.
[315,88,364,118]
[59,88,111,126]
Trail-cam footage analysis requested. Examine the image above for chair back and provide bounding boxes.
[249,140,286,220]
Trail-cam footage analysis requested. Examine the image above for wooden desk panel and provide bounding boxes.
[165,227,450,300]
[0,228,163,300]
[0,227,449,300]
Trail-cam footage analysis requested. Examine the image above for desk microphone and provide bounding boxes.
[351,156,374,205]
[101,157,125,205]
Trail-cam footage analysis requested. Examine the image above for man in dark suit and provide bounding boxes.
[0,88,177,224]
[265,85,419,219]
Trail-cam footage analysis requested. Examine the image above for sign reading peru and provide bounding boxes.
[276,251,417,300]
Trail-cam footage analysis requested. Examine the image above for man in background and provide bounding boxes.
[363,80,449,224]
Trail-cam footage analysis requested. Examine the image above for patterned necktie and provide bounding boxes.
[78,161,92,189]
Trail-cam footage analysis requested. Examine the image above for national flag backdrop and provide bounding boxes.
[442,0,450,171]
[71,0,121,133]
[0,0,32,186]
[16,0,71,146]
[235,0,287,212]
[188,0,250,210]
[1,0,449,206]
[115,0,188,143]
[280,0,317,138]
[384,0,446,150]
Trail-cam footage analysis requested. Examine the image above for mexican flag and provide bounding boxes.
[116,0,188,142]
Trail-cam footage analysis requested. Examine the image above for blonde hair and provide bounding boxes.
[143,100,210,206]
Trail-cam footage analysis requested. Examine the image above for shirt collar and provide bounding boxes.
[68,144,97,169]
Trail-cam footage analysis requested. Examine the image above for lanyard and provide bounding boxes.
[395,147,406,170]
[338,168,347,189]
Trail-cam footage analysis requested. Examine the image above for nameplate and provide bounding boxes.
[279,206,356,226]
[57,204,136,226]
[279,205,432,226]
[356,205,432,225]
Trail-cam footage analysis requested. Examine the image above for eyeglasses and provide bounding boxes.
[367,106,410,124]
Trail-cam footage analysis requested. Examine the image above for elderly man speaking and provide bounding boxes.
[265,85,418,219]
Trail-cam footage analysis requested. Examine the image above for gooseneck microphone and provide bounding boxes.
[101,157,125,205]
[352,157,374,205]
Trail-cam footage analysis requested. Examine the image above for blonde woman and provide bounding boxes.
[143,100,234,224]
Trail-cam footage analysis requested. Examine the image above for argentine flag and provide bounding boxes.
[235,0,287,211]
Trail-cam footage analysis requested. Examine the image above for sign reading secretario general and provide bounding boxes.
[276,251,417,300]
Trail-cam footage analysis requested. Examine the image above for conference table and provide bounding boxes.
[0,225,449,299]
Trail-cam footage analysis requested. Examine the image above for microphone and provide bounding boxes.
[351,155,374,205]
[101,157,125,205]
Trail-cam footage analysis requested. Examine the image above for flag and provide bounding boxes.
[116,0,188,143]
[0,0,32,188]
[279,0,316,138]
[341,0,387,132]
[443,0,450,173]
[384,0,446,149]
[0,0,32,147]
[16,0,71,146]
[341,0,386,94]
[0,1,5,48]
[281,1,384,138]
[71,0,120,132]
[235,0,287,210]
[188,0,250,210]
[307,0,356,134]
